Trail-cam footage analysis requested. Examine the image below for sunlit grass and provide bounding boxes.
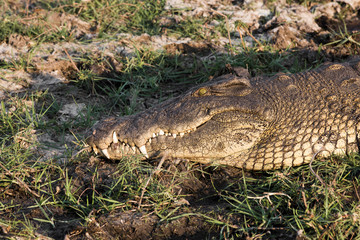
[0,0,359,239]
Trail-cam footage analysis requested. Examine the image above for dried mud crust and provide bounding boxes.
[87,211,296,240]
[54,159,294,240]
[1,0,360,239]
[88,210,210,240]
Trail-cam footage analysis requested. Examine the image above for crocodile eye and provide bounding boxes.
[197,88,207,96]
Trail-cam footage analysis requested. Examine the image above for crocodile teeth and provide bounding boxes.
[102,149,110,159]
[131,146,136,153]
[113,132,118,143]
[93,146,99,154]
[139,145,149,158]
[144,127,195,144]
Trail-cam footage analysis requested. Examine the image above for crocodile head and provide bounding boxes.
[87,71,274,166]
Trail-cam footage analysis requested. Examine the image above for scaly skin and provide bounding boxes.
[87,60,360,170]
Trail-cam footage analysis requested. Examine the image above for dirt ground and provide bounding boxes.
[1,0,360,239]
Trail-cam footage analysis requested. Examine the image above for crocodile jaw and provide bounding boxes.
[88,110,268,161]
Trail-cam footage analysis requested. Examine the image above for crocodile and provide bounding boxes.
[87,60,360,171]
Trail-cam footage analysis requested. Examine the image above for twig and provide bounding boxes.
[25,0,30,17]
[31,27,59,40]
[138,153,168,209]
[247,192,291,205]
[211,10,233,55]
[236,22,263,51]
[243,27,263,50]
[301,178,308,212]
[309,147,326,186]
[0,161,40,197]
[353,180,360,201]
[70,146,91,160]
[64,48,80,72]
[236,26,248,51]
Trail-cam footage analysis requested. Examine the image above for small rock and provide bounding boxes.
[59,103,86,119]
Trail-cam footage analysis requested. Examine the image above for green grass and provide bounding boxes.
[0,20,40,42]
[37,0,167,36]
[218,155,360,238]
[1,0,359,239]
[0,0,230,43]
[0,13,73,43]
[324,21,360,50]
[71,45,324,115]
